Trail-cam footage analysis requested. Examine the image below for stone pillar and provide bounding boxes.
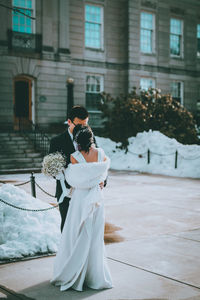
[66,78,74,118]
[58,0,70,60]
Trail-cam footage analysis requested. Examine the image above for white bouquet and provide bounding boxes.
[42,152,66,178]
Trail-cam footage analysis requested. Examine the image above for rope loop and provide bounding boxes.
[0,198,58,212]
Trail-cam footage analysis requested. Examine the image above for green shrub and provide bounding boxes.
[99,88,199,148]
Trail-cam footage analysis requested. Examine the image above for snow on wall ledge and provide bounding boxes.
[96,130,200,178]
[0,184,61,260]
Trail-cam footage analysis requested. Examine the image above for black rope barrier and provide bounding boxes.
[128,149,200,159]
[0,180,31,186]
[14,180,31,186]
[0,197,58,212]
[178,154,200,160]
[128,150,147,156]
[150,151,175,156]
[35,181,55,198]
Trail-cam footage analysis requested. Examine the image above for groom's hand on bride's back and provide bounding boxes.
[99,177,108,189]
[99,182,104,189]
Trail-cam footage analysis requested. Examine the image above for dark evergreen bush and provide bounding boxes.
[99,88,199,148]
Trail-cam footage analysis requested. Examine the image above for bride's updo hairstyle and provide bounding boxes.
[73,124,94,153]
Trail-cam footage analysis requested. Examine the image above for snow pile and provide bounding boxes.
[0,184,61,260]
[96,130,200,178]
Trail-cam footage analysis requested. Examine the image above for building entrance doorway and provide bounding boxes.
[14,77,32,130]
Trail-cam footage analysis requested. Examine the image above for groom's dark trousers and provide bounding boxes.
[49,129,75,232]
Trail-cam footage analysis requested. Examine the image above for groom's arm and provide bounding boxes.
[49,136,60,154]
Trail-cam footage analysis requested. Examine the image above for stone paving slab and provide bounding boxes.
[0,171,200,299]
[106,235,200,288]
[1,257,200,300]
[173,229,200,242]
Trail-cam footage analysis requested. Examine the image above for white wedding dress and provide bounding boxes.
[51,148,113,291]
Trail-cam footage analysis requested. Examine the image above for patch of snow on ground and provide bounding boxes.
[0,184,60,260]
[96,130,200,178]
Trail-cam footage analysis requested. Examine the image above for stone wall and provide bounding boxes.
[0,0,200,131]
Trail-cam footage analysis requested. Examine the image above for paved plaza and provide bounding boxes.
[0,171,200,299]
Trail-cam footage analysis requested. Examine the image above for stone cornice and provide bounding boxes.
[72,58,200,77]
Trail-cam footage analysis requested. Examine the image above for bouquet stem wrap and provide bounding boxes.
[56,171,72,204]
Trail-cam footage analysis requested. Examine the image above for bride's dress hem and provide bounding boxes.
[51,282,113,292]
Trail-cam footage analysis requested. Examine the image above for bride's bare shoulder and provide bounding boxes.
[70,154,78,164]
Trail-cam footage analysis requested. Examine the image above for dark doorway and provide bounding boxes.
[14,77,32,130]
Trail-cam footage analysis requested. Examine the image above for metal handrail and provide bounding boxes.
[18,119,50,155]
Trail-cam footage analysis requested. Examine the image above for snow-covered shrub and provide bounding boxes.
[99,88,199,148]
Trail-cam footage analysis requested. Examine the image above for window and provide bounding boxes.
[85,4,103,49]
[170,82,184,104]
[197,24,200,57]
[170,18,183,57]
[140,12,155,53]
[86,75,103,111]
[12,0,34,33]
[140,78,155,91]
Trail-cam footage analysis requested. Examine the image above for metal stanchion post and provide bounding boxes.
[30,172,36,198]
[147,149,150,164]
[175,150,178,169]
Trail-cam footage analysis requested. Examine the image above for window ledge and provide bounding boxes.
[88,110,102,114]
[85,47,104,53]
[140,52,156,56]
[170,55,184,60]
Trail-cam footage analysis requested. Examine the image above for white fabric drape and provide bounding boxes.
[51,157,113,291]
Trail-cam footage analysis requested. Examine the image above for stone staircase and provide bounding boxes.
[0,132,45,174]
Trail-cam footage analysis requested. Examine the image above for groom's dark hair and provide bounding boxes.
[68,106,89,121]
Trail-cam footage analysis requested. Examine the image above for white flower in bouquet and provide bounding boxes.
[42,152,66,178]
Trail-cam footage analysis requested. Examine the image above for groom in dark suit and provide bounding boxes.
[49,106,89,232]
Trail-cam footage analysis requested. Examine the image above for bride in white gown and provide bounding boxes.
[51,125,113,292]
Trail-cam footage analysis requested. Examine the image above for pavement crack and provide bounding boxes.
[171,235,200,243]
[107,257,200,291]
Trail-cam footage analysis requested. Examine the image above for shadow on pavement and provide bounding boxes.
[20,280,107,300]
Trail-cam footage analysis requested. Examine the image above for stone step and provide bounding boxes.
[0,168,41,175]
[0,136,26,141]
[25,149,37,154]
[0,153,42,159]
[0,148,36,155]
[27,153,43,158]
[1,157,42,165]
[34,162,42,168]
[1,144,35,151]
[0,140,31,146]
[0,161,42,170]
[0,133,11,137]
[0,132,46,173]
[0,148,35,155]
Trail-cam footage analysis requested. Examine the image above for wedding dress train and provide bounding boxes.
[51,148,113,291]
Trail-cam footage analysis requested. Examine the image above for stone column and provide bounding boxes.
[58,0,70,60]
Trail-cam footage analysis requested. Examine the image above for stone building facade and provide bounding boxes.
[0,0,200,131]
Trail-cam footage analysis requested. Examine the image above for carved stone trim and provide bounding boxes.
[42,46,54,52]
[170,7,185,15]
[141,0,157,9]
[8,30,42,53]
